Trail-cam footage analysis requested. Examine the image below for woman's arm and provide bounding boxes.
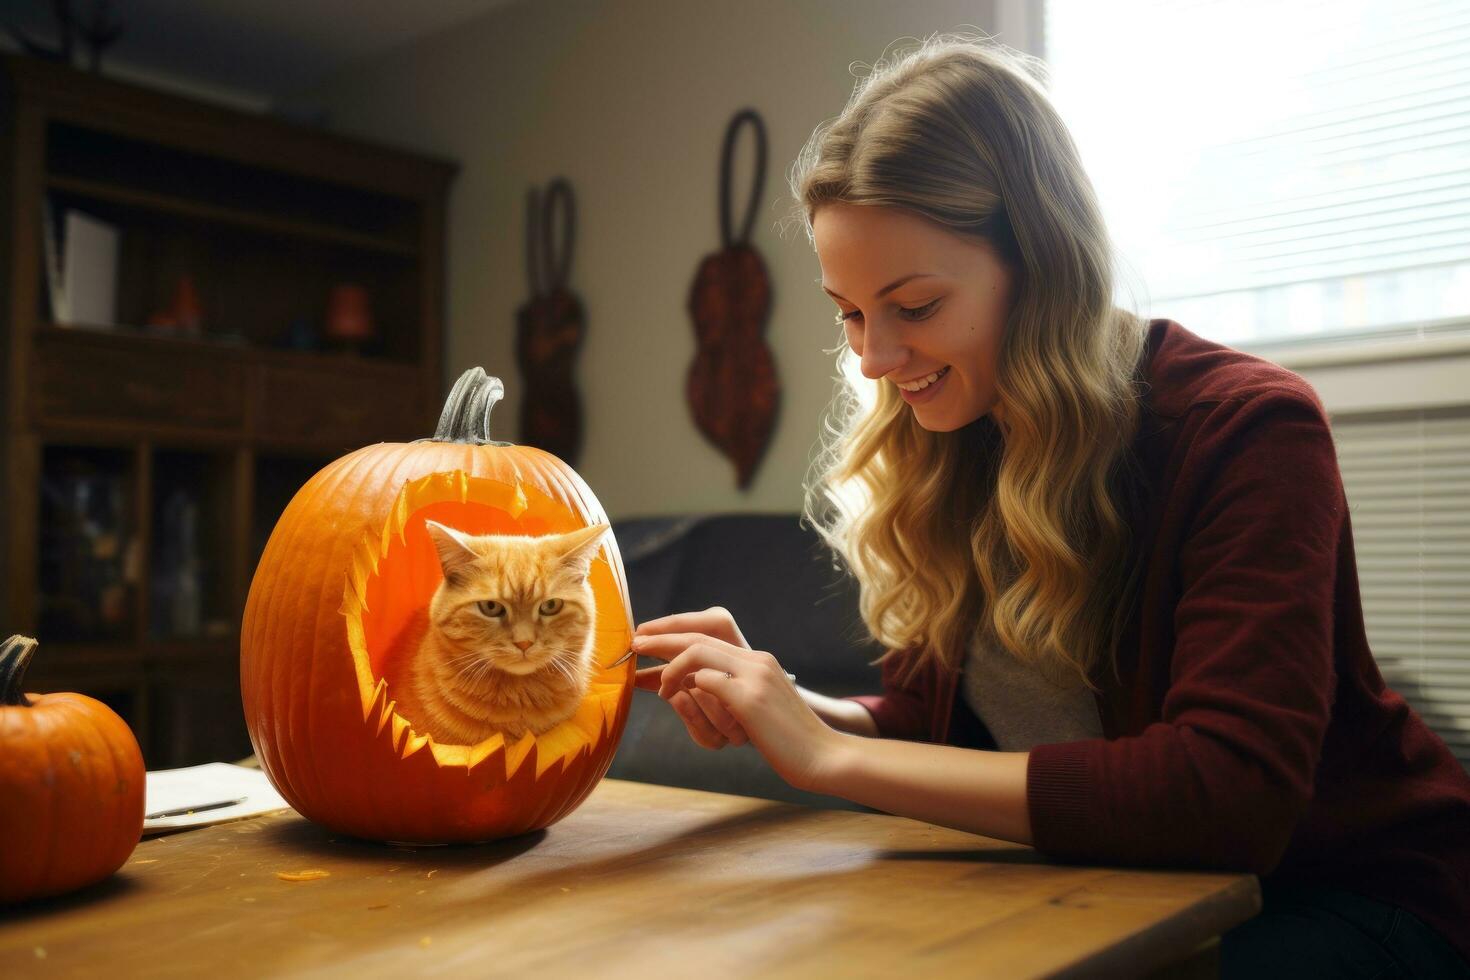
[637,635,1032,843]
[1025,392,1345,873]
[813,734,1033,845]
[800,688,880,737]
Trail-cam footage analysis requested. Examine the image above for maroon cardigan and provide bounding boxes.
[845,319,1470,962]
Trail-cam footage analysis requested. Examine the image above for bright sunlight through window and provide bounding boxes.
[1042,0,1470,349]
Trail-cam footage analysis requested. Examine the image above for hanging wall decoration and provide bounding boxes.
[515,179,586,467]
[686,108,780,490]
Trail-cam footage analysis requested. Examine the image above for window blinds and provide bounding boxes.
[1042,0,1470,348]
[1331,410,1470,768]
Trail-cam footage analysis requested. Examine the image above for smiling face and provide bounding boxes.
[812,202,1019,432]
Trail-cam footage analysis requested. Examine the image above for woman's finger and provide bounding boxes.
[634,607,748,648]
[633,664,665,691]
[658,643,748,699]
[669,690,727,749]
[637,663,749,745]
[648,670,733,748]
[689,687,748,746]
[631,631,747,663]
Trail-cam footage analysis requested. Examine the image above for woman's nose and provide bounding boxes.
[857,324,907,381]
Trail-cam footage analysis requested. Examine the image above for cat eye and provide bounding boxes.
[477,600,506,618]
[539,598,564,616]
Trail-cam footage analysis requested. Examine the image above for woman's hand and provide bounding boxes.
[632,608,752,749]
[630,610,842,793]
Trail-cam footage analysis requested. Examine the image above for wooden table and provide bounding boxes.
[1,778,1259,978]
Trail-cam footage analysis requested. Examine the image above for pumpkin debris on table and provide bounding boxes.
[274,869,331,882]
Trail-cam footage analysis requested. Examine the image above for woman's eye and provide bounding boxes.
[837,299,939,323]
[901,299,940,320]
[539,599,563,616]
[477,600,506,618]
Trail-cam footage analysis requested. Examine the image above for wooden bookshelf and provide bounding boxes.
[46,175,421,256]
[0,55,457,768]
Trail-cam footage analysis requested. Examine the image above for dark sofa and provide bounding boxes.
[603,513,885,812]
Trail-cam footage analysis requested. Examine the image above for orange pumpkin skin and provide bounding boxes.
[0,636,146,904]
[240,371,635,844]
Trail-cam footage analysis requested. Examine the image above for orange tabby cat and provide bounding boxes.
[380,520,610,744]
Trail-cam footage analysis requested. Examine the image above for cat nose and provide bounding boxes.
[514,640,533,652]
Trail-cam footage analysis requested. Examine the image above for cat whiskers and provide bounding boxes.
[451,655,497,688]
[544,654,578,686]
[443,649,483,669]
[446,658,488,690]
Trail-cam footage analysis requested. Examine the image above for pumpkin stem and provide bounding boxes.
[0,635,40,707]
[432,368,513,446]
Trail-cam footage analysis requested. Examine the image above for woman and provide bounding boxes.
[630,35,1470,976]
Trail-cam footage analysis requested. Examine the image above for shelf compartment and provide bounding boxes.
[37,444,140,644]
[148,450,236,641]
[34,327,248,432]
[42,186,424,361]
[45,119,423,248]
[47,175,420,257]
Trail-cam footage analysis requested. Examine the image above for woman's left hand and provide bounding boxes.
[631,631,842,793]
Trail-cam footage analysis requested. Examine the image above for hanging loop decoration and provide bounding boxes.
[516,176,587,466]
[686,106,780,491]
[719,109,767,249]
[540,177,577,292]
[525,186,544,297]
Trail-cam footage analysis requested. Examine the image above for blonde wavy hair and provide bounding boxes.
[790,33,1150,691]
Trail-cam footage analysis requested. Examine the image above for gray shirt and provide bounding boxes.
[962,630,1104,751]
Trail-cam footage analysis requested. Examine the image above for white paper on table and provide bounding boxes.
[143,763,293,836]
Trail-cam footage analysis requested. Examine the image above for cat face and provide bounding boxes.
[423,521,609,677]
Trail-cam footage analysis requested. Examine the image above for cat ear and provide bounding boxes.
[424,520,478,583]
[553,522,610,578]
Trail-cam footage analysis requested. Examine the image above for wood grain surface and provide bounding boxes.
[0,778,1259,979]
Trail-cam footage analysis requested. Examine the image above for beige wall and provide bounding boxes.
[291,0,1012,519]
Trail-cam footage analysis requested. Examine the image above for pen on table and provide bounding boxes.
[146,797,246,820]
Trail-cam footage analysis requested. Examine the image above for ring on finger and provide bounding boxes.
[718,669,799,684]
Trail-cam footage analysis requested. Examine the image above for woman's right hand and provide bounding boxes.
[632,606,752,749]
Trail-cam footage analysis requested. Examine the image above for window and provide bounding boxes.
[1041,0,1470,350]
[1332,410,1470,768]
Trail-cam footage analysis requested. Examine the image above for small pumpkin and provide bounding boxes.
[0,635,146,904]
[240,369,635,844]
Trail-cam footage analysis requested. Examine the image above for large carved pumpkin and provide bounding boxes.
[240,369,634,843]
[0,635,145,903]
